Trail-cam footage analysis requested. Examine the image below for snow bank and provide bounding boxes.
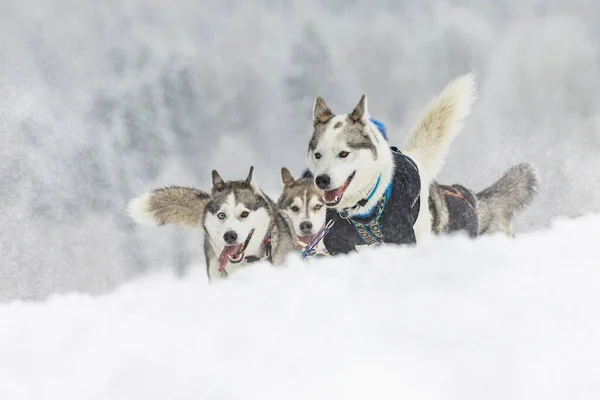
[1,215,600,400]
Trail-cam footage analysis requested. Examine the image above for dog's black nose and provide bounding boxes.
[300,221,313,234]
[315,174,330,190]
[223,231,238,245]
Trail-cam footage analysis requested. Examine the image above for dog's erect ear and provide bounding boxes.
[281,167,295,186]
[313,96,333,124]
[245,166,255,185]
[245,166,261,192]
[212,170,225,190]
[349,94,368,124]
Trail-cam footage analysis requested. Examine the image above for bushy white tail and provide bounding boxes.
[127,186,211,230]
[402,72,477,183]
[401,72,477,242]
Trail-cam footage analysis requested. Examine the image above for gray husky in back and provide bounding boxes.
[475,163,538,236]
[128,167,296,280]
[429,163,538,237]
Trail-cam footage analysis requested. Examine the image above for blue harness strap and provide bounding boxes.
[339,181,393,246]
[334,124,393,247]
[338,147,419,247]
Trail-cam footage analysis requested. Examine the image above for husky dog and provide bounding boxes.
[306,73,477,254]
[127,167,296,280]
[429,163,538,237]
[302,162,537,241]
[277,167,328,256]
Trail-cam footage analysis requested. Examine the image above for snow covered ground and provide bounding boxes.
[1,215,599,400]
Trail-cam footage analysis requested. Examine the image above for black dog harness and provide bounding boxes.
[431,184,479,237]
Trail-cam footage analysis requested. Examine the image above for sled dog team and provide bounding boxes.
[128,73,538,280]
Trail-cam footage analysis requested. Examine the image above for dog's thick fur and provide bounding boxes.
[429,164,538,237]
[306,73,477,250]
[277,168,328,255]
[128,167,296,280]
[399,73,478,240]
[475,163,538,236]
[128,187,211,230]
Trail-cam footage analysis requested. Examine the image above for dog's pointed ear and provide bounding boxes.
[349,94,368,124]
[212,170,225,190]
[245,166,261,192]
[245,166,255,185]
[313,96,333,124]
[281,167,295,186]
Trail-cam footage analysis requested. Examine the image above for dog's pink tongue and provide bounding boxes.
[218,244,243,272]
[324,188,342,203]
[298,234,316,246]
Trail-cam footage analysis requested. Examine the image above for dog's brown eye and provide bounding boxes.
[291,206,300,212]
[314,152,321,160]
[314,204,322,210]
[339,151,349,158]
[240,211,249,218]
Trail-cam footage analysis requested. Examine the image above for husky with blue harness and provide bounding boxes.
[305,73,477,254]
[299,78,537,255]
[300,139,537,251]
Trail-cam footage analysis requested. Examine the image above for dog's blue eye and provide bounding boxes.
[217,212,226,219]
[314,152,321,160]
[314,204,322,210]
[339,151,350,158]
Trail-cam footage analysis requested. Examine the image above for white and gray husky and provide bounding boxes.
[429,163,538,238]
[308,74,476,254]
[304,73,539,254]
[306,73,478,254]
[277,167,329,256]
[128,167,296,280]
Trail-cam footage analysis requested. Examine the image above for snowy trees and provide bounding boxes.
[285,22,338,110]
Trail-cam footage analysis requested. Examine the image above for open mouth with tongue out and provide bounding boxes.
[217,229,255,272]
[323,171,355,207]
[297,233,317,247]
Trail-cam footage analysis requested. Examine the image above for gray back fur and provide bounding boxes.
[256,184,297,265]
[428,163,538,237]
[428,182,454,234]
[476,163,538,235]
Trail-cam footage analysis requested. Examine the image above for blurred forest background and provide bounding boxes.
[1,0,599,301]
